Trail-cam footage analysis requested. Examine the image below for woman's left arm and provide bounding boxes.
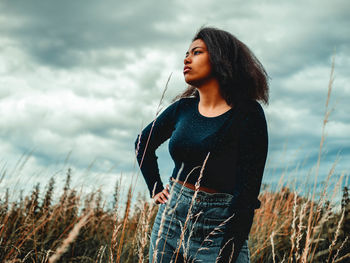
[231,101,268,210]
[218,101,268,263]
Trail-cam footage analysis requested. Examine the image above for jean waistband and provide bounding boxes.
[168,177,233,205]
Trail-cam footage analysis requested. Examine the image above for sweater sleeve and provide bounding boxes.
[218,101,268,263]
[134,99,181,198]
[231,101,268,210]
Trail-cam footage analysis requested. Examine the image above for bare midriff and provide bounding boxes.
[171,177,219,193]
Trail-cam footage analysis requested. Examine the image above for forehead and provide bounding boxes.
[188,39,206,50]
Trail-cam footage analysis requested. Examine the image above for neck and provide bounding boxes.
[196,79,229,109]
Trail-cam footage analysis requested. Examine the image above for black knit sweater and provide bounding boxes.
[135,96,268,210]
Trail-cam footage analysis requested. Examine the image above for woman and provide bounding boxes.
[135,27,269,263]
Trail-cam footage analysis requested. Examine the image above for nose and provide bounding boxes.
[184,55,191,65]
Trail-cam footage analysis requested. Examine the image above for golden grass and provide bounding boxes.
[0,169,349,262]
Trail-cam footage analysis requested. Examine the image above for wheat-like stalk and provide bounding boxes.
[327,209,345,262]
[48,210,92,263]
[173,152,210,263]
[296,202,308,262]
[331,236,349,263]
[195,212,235,257]
[290,190,298,258]
[271,231,276,263]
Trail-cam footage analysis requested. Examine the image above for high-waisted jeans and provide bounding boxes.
[149,177,251,263]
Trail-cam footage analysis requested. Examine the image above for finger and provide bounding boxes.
[163,184,169,197]
[154,195,162,204]
[163,188,170,198]
[165,189,170,198]
[154,193,162,204]
[159,193,168,203]
[161,193,168,203]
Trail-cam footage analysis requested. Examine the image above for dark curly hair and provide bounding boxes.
[175,26,269,105]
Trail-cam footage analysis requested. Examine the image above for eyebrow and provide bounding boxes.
[185,46,205,56]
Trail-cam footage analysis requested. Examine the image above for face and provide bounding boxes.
[183,39,213,87]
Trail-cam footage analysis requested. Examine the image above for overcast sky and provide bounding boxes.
[0,0,349,205]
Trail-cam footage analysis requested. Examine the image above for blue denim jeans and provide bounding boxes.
[149,178,251,263]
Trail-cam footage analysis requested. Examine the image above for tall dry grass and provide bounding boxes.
[0,168,349,262]
[0,62,349,262]
[0,167,349,262]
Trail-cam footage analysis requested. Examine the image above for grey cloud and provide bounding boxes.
[0,0,182,68]
[235,1,350,78]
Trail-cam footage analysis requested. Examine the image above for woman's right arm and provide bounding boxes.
[134,99,182,200]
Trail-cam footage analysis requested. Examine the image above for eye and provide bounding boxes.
[194,50,202,55]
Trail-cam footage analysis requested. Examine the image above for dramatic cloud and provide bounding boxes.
[0,0,349,204]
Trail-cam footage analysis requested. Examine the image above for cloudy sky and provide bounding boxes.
[0,0,349,205]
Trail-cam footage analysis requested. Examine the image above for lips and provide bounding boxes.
[183,66,191,74]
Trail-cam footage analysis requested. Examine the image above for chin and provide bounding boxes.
[185,79,203,88]
[184,77,199,86]
[184,74,213,87]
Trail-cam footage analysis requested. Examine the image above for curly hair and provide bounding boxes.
[175,26,269,105]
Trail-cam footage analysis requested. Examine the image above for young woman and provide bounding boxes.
[135,27,269,263]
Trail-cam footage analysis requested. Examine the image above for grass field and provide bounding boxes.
[0,168,349,262]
